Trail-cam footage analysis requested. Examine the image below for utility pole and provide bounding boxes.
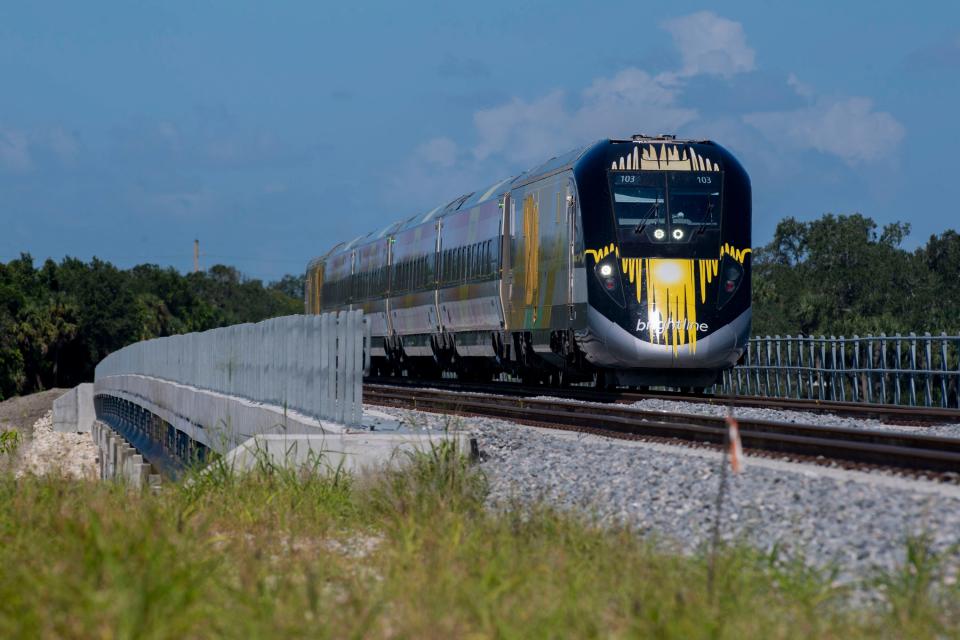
[193,239,199,273]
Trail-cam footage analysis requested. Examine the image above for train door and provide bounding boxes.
[499,193,513,329]
[538,175,568,330]
[566,176,577,321]
[505,184,540,329]
[434,218,443,334]
[385,237,394,335]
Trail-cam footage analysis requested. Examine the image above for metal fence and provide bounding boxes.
[95,312,368,425]
[720,333,960,408]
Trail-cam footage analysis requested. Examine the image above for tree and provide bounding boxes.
[752,214,950,337]
[0,255,305,398]
[270,274,306,301]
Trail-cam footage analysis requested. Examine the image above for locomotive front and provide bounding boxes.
[574,138,752,388]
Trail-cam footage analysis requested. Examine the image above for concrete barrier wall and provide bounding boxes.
[53,383,94,433]
[95,373,350,453]
[95,312,367,426]
[94,375,473,478]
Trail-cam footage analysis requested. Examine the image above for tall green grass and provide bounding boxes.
[1,444,958,638]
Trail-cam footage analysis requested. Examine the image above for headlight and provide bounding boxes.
[653,228,665,240]
[594,258,625,307]
[672,228,684,240]
[716,255,745,309]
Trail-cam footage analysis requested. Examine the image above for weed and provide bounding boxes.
[1,456,959,638]
[0,430,20,456]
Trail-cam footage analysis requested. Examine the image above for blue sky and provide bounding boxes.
[1,1,957,280]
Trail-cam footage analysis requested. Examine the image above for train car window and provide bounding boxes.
[611,173,666,236]
[609,170,724,258]
[667,172,722,234]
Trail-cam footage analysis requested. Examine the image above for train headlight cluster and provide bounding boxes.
[594,258,625,306]
[717,258,745,309]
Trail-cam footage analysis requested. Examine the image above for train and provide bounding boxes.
[305,134,751,389]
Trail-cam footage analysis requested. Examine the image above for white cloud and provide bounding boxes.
[744,89,905,165]
[661,11,755,79]
[401,8,902,197]
[46,128,80,164]
[0,126,87,172]
[0,129,32,172]
[786,73,815,100]
[471,70,699,165]
[472,91,569,164]
[577,68,698,139]
[415,137,459,168]
[462,13,756,166]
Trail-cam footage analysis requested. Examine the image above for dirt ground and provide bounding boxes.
[0,388,98,478]
[0,389,67,442]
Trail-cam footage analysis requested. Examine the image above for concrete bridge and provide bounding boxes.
[54,312,468,485]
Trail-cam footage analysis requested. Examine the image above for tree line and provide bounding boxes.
[0,257,304,400]
[1,212,957,400]
[752,214,960,338]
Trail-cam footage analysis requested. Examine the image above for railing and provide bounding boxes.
[95,312,368,426]
[721,333,960,408]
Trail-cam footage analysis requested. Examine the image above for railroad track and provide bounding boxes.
[364,382,960,475]
[365,376,960,426]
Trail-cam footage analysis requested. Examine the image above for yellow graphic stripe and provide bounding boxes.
[584,242,617,263]
[645,258,698,354]
[522,194,540,306]
[582,243,751,354]
[719,243,752,264]
[698,259,719,304]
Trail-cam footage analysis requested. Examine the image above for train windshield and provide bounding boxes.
[610,171,722,258]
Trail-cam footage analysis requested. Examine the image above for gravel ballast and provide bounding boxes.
[375,401,960,583]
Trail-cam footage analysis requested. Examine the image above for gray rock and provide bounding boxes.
[370,401,960,585]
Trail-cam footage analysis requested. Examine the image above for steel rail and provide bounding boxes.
[364,384,960,474]
[364,376,960,426]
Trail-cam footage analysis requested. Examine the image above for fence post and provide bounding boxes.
[785,335,794,398]
[880,334,888,404]
[894,335,902,406]
[940,333,950,409]
[908,332,918,407]
[851,334,866,402]
[774,335,783,398]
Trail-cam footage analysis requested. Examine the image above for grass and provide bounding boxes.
[0,429,19,456]
[1,443,959,638]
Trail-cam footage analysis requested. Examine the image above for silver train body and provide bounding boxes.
[306,136,752,387]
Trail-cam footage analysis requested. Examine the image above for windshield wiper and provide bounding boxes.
[695,200,715,237]
[634,200,662,235]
